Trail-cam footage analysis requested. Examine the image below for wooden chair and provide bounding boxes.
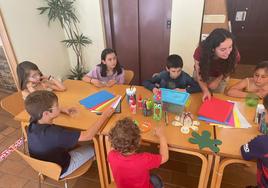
[124,70,134,84]
[15,149,93,188]
[0,91,24,116]
[0,91,28,152]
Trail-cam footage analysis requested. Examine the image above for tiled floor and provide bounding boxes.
[0,89,257,188]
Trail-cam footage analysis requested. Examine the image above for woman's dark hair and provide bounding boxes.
[255,61,268,72]
[98,48,123,77]
[109,117,141,154]
[16,61,42,90]
[199,28,238,81]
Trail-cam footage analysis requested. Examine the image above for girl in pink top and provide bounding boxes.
[83,48,125,87]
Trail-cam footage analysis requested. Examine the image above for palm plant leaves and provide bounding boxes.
[62,33,92,47]
[38,0,91,80]
[37,0,78,27]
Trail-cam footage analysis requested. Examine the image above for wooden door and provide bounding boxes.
[227,0,268,65]
[102,0,172,84]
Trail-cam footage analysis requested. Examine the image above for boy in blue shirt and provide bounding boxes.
[24,90,114,178]
[241,95,268,188]
[143,54,201,95]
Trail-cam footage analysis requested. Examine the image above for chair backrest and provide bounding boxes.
[15,149,93,181]
[0,91,24,116]
[124,70,134,85]
[15,149,62,181]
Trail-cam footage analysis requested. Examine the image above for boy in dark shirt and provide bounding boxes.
[25,90,114,178]
[241,95,268,188]
[143,54,201,95]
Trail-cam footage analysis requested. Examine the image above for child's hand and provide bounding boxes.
[61,107,78,116]
[175,88,186,92]
[154,124,165,138]
[102,107,115,118]
[107,79,117,87]
[256,89,267,99]
[40,75,49,82]
[91,79,105,87]
[152,88,160,95]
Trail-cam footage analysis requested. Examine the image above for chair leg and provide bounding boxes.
[38,173,42,188]
[22,129,26,154]
[64,180,68,188]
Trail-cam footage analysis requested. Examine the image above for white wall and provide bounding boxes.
[0,0,71,79]
[170,0,204,74]
[73,0,106,72]
[0,0,204,79]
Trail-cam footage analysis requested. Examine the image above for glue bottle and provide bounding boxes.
[130,100,137,114]
[137,95,143,110]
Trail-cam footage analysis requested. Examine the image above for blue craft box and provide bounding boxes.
[160,88,190,114]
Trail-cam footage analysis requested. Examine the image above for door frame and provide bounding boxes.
[0,10,19,90]
[101,0,113,48]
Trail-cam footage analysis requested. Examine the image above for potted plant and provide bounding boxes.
[38,0,91,80]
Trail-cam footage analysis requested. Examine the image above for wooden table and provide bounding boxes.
[99,86,215,188]
[209,95,259,188]
[15,79,128,188]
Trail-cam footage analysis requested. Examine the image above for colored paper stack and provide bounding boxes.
[198,97,251,128]
[79,90,121,113]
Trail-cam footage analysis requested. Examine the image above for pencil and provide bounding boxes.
[165,111,168,126]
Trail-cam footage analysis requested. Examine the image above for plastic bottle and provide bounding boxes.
[137,95,143,109]
[130,100,137,114]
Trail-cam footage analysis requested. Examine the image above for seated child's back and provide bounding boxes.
[108,118,168,188]
[241,94,268,187]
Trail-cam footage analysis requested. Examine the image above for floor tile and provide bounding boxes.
[0,174,28,188]
[0,159,27,175]
[1,127,16,136]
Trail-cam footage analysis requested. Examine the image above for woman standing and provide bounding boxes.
[193,28,240,101]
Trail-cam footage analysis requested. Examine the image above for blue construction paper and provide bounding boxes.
[79,90,115,109]
[160,88,190,106]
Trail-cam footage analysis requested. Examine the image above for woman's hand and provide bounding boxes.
[202,89,212,102]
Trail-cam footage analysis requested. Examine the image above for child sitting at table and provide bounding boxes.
[108,117,168,188]
[17,61,66,99]
[82,48,125,87]
[143,54,201,95]
[241,94,268,188]
[25,90,114,178]
[226,61,268,98]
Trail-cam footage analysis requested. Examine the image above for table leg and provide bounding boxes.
[93,136,105,188]
[214,158,255,188]
[168,147,210,188]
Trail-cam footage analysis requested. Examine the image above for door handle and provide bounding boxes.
[166,19,171,29]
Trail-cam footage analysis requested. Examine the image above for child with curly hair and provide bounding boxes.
[108,117,169,188]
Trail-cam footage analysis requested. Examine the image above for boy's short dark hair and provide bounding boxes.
[166,54,183,69]
[109,117,141,154]
[24,90,58,122]
[264,95,268,110]
[255,61,268,72]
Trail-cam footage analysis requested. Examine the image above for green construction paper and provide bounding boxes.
[188,130,222,153]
